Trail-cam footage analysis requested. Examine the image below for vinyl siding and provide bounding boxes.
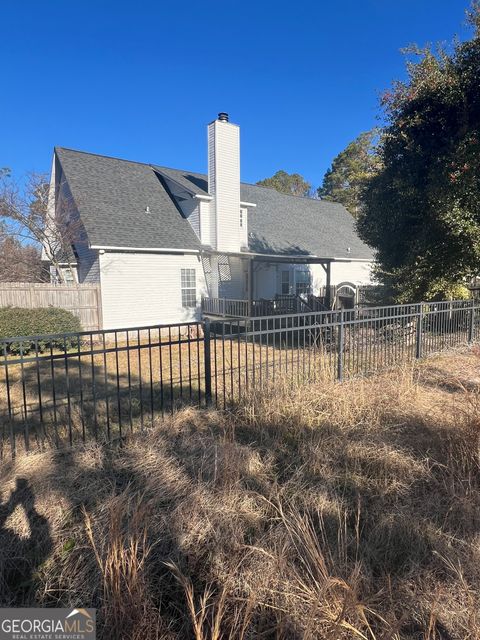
[239,207,248,249]
[218,256,247,299]
[254,264,278,299]
[310,260,373,292]
[75,241,100,283]
[252,260,374,299]
[161,176,201,239]
[208,120,241,252]
[199,200,215,248]
[99,252,206,329]
[177,197,200,238]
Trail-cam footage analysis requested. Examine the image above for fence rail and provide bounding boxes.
[0,299,477,459]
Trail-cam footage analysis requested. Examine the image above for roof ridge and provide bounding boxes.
[55,146,160,169]
[245,181,338,203]
[55,148,330,202]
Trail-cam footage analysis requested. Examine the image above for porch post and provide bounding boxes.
[325,261,332,309]
[248,258,254,316]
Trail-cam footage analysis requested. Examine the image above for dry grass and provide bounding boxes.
[0,349,479,638]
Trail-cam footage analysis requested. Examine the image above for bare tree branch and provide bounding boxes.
[0,170,85,284]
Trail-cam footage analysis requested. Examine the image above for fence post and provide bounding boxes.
[337,309,344,381]
[203,318,212,406]
[468,298,475,343]
[416,303,423,359]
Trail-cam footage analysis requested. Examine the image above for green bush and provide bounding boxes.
[425,280,471,302]
[0,307,82,354]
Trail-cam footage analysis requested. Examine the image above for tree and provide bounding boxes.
[0,171,82,284]
[257,170,312,197]
[318,130,379,216]
[0,226,46,281]
[357,4,480,302]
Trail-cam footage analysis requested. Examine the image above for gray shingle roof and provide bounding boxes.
[243,184,374,260]
[154,165,210,196]
[55,148,373,260]
[155,167,373,260]
[56,148,201,250]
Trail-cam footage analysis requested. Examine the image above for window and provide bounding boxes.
[295,270,311,296]
[181,268,197,307]
[62,268,75,283]
[240,209,244,228]
[54,267,76,284]
[281,270,290,295]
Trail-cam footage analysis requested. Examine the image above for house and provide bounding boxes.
[45,113,374,329]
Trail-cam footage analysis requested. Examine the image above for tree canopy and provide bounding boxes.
[357,6,480,302]
[318,130,379,216]
[256,170,312,197]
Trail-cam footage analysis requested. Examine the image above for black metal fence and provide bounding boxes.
[1,299,478,458]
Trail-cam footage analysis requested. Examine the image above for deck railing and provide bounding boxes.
[202,295,322,318]
[201,297,250,317]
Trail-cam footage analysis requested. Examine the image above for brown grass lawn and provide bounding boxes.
[0,335,341,452]
[0,322,464,451]
[0,349,480,638]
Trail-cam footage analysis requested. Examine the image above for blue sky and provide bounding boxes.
[1,0,472,189]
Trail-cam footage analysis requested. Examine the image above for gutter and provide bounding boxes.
[90,245,200,254]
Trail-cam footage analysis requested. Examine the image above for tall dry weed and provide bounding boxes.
[1,352,479,638]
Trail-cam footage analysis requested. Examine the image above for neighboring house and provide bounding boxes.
[45,113,375,329]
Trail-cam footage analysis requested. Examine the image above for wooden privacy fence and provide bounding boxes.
[0,283,102,331]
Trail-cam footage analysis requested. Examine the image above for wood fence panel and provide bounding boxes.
[0,283,101,331]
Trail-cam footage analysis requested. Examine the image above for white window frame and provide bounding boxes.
[281,270,291,295]
[295,269,311,296]
[181,268,197,308]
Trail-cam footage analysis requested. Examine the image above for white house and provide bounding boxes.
[46,113,375,329]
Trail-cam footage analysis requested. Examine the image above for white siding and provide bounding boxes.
[310,260,373,293]
[254,264,278,299]
[218,256,247,299]
[239,207,248,249]
[161,176,201,239]
[76,242,100,283]
[208,119,241,252]
[99,252,207,329]
[180,198,200,238]
[199,200,215,248]
[74,226,100,283]
[252,260,374,299]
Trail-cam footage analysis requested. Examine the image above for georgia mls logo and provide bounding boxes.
[0,607,96,639]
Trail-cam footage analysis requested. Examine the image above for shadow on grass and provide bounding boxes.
[0,478,53,604]
[0,357,479,638]
[0,353,206,457]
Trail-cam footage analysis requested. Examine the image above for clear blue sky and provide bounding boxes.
[1,0,472,189]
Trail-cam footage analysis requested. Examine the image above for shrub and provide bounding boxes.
[0,307,82,354]
[425,280,471,302]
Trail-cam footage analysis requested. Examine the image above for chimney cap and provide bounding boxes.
[218,112,229,122]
